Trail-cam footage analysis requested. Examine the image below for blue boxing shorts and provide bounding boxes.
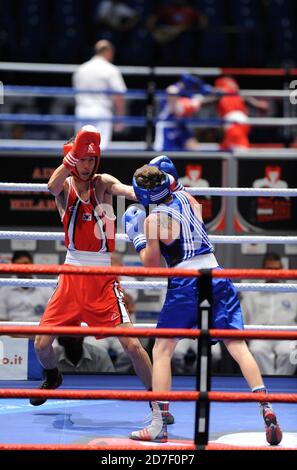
[157,275,244,334]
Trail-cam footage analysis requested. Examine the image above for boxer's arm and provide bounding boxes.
[100,173,136,200]
[139,214,161,267]
[48,164,70,196]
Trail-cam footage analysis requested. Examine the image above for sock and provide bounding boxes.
[139,401,168,440]
[155,400,169,422]
[252,385,270,409]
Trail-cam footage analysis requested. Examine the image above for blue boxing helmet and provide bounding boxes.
[132,169,171,207]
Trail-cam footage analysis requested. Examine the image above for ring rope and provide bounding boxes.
[1,61,297,76]
[0,114,146,126]
[0,444,198,451]
[1,230,297,245]
[1,320,296,331]
[1,113,297,127]
[1,182,297,197]
[0,443,294,451]
[1,144,296,157]
[3,84,292,99]
[0,325,296,339]
[3,85,146,98]
[0,444,296,451]
[2,320,297,331]
[1,320,296,332]
[1,264,297,280]
[0,389,296,403]
[1,277,297,294]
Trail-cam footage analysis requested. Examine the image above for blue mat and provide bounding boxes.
[0,375,295,444]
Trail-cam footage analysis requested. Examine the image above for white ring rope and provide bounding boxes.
[1,141,296,157]
[0,62,151,75]
[0,320,295,331]
[1,278,297,293]
[1,114,297,127]
[1,182,297,197]
[3,85,292,99]
[0,61,293,78]
[0,231,296,245]
[0,183,48,192]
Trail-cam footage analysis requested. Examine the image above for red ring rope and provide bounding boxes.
[0,389,296,402]
[1,264,297,279]
[221,67,297,76]
[0,443,295,451]
[0,325,296,340]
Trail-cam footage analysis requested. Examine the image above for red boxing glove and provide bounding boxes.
[63,125,101,171]
[175,97,201,117]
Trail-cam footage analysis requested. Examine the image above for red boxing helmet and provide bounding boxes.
[63,141,100,180]
[215,76,239,93]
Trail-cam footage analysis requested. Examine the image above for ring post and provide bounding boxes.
[194,269,212,448]
[145,72,156,150]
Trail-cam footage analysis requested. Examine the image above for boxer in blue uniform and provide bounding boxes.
[122,156,282,446]
[154,74,214,152]
[154,96,195,151]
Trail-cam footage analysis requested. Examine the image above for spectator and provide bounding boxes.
[96,1,139,33]
[10,124,24,140]
[241,253,297,375]
[54,336,115,373]
[172,339,221,375]
[147,0,207,66]
[0,251,54,322]
[95,292,137,373]
[72,40,127,150]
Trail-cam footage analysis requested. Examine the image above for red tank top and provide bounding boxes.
[217,96,248,117]
[62,177,115,252]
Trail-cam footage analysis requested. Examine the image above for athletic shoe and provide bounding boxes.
[263,407,283,445]
[30,371,63,406]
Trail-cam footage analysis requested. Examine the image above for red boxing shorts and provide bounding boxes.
[221,123,251,150]
[40,272,131,334]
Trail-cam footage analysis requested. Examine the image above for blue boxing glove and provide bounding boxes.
[122,205,147,253]
[149,155,184,191]
[180,74,213,96]
[180,73,203,89]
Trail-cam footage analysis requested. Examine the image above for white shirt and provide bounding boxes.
[241,291,297,326]
[0,285,54,322]
[54,343,115,373]
[73,56,127,113]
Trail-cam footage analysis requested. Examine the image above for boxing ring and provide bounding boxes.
[0,175,297,452]
[0,64,297,454]
[0,263,296,451]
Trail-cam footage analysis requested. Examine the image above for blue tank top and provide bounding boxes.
[154,102,193,151]
[152,191,213,267]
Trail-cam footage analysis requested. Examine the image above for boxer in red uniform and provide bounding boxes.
[30,125,155,407]
[215,76,268,150]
